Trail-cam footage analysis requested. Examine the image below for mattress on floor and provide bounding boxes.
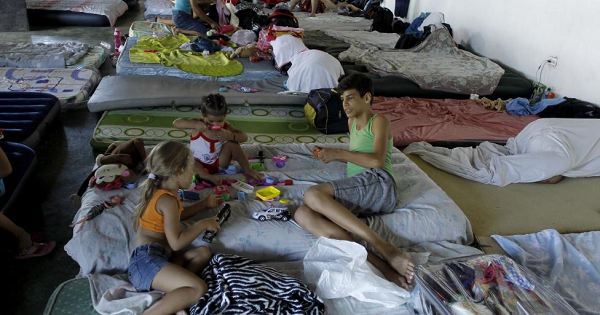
[68,46,108,70]
[372,96,538,147]
[144,0,173,21]
[0,142,37,212]
[87,75,305,112]
[128,21,173,37]
[91,105,349,151]
[43,278,97,315]
[0,92,60,149]
[117,37,282,81]
[0,68,100,110]
[26,0,128,26]
[65,143,474,275]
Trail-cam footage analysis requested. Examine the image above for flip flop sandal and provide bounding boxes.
[14,241,56,260]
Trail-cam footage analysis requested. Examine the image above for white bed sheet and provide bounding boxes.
[65,143,473,276]
[26,0,128,26]
[492,229,600,315]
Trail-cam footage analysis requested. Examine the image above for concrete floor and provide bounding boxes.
[408,154,600,237]
[1,4,146,315]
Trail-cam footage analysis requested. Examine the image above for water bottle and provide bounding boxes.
[543,88,554,99]
[114,28,121,53]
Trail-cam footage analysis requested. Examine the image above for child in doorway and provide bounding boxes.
[294,73,414,288]
[128,141,223,315]
[173,94,262,185]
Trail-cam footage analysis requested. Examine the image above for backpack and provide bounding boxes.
[304,88,349,134]
[371,7,394,33]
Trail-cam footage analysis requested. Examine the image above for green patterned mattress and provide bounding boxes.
[44,278,97,315]
[91,105,349,150]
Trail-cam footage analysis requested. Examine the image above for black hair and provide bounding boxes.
[200,94,227,117]
[337,73,374,105]
[268,9,299,28]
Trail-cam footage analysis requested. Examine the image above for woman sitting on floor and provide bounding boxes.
[172,0,221,36]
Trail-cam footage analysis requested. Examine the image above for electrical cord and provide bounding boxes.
[536,59,553,84]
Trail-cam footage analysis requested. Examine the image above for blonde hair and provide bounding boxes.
[133,141,192,231]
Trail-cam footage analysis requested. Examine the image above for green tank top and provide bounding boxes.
[347,114,394,178]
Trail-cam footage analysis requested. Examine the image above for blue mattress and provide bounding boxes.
[117,37,283,81]
[0,92,61,149]
[0,141,37,212]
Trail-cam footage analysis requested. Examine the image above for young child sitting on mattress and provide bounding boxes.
[173,94,262,185]
[294,73,415,289]
[172,0,221,36]
[128,141,223,315]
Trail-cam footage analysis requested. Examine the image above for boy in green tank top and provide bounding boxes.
[295,74,414,288]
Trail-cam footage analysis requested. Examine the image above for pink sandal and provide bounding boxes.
[14,241,56,260]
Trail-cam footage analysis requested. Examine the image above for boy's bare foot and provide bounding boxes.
[381,267,409,290]
[382,245,415,284]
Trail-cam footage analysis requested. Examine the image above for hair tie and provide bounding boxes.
[148,173,157,180]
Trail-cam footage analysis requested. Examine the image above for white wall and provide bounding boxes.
[398,0,600,104]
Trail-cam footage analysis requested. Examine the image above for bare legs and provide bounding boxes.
[219,141,262,180]
[144,247,211,315]
[538,175,564,184]
[295,184,414,286]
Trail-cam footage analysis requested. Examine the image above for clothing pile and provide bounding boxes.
[190,254,324,315]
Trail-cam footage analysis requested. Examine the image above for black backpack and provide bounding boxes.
[304,88,349,134]
[371,7,394,33]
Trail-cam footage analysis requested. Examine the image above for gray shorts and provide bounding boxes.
[330,168,397,216]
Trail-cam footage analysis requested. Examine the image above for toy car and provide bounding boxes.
[252,207,291,222]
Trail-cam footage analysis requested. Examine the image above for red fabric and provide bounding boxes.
[199,159,220,174]
[371,97,538,147]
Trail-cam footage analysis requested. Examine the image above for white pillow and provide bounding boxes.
[271,34,307,69]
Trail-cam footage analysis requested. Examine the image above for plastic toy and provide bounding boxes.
[225,164,238,174]
[209,125,222,131]
[251,162,266,171]
[125,182,137,189]
[252,207,291,221]
[202,204,231,243]
[232,181,254,194]
[313,146,322,157]
[178,190,200,201]
[238,191,246,201]
[70,196,125,232]
[222,193,231,201]
[89,164,133,191]
[273,154,289,168]
[264,177,276,185]
[256,186,280,201]
[214,185,230,195]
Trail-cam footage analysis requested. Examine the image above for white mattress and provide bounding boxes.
[117,37,282,81]
[65,143,473,276]
[0,68,100,110]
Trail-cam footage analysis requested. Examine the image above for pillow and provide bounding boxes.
[270,34,307,69]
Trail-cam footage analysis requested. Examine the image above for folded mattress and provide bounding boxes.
[87,75,305,112]
[0,92,60,149]
[117,37,282,82]
[0,68,100,110]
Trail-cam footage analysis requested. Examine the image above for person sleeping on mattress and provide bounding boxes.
[128,141,223,315]
[294,73,415,289]
[173,94,262,185]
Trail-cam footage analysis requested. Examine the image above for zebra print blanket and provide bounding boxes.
[190,254,324,315]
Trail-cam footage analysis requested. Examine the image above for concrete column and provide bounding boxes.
[0,0,30,31]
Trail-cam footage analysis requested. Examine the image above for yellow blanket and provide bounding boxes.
[129,35,243,77]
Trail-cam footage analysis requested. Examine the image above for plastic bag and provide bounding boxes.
[414,254,578,315]
[231,29,257,46]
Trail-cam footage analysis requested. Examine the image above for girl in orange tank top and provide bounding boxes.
[128,141,224,315]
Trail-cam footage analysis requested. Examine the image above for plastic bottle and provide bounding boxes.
[114,28,121,52]
[547,88,555,99]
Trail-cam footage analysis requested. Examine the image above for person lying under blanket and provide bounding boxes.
[404,118,600,186]
[271,34,344,93]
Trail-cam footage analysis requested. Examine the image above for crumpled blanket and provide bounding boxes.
[404,118,600,186]
[324,30,399,49]
[190,254,324,315]
[475,97,509,111]
[129,35,243,77]
[338,28,505,95]
[0,41,90,68]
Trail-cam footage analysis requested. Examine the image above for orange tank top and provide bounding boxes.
[139,189,184,233]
